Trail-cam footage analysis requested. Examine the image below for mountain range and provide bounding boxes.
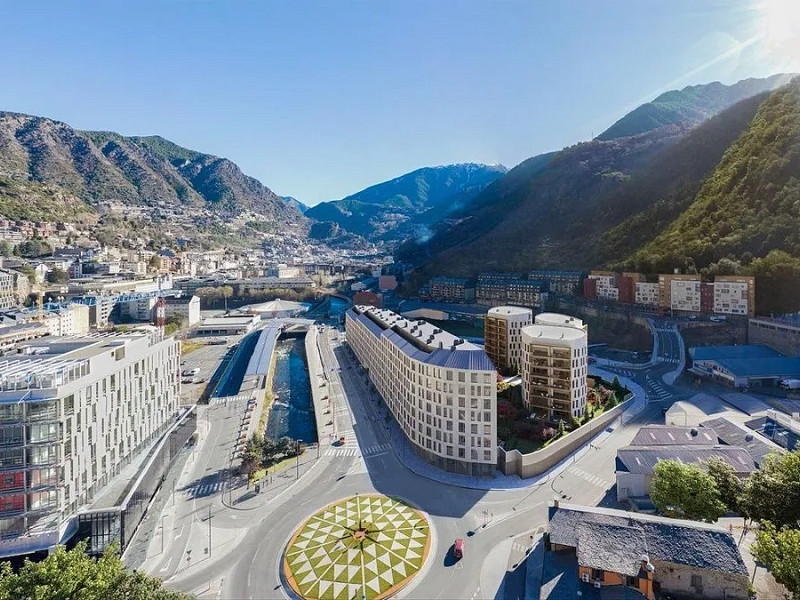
[399,74,800,314]
[0,112,303,227]
[305,163,508,243]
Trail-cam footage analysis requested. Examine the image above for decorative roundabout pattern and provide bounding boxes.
[283,494,431,600]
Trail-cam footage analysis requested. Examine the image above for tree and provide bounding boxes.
[706,457,742,513]
[0,540,192,600]
[46,267,70,284]
[241,435,263,481]
[650,460,726,522]
[15,264,36,285]
[557,420,566,437]
[752,521,800,599]
[0,240,12,257]
[740,450,800,527]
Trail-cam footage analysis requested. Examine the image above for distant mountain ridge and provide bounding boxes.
[305,163,507,242]
[280,196,308,213]
[0,111,303,226]
[598,73,794,140]
[402,75,800,313]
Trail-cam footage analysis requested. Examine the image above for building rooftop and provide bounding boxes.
[522,323,586,343]
[535,313,586,330]
[549,503,748,577]
[0,331,160,392]
[430,276,473,286]
[630,425,718,447]
[701,417,784,466]
[712,357,800,379]
[164,295,197,304]
[487,306,533,317]
[615,446,757,475]
[200,316,257,327]
[690,344,781,361]
[349,306,495,371]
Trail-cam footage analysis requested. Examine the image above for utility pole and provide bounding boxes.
[208,505,212,557]
[296,440,300,479]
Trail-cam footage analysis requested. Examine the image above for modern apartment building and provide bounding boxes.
[713,276,755,317]
[634,282,659,306]
[0,270,15,311]
[586,271,619,301]
[164,295,201,326]
[484,306,533,374]
[427,277,476,303]
[658,274,702,313]
[521,313,588,421]
[476,274,548,308]
[0,330,181,558]
[346,306,497,477]
[527,270,584,296]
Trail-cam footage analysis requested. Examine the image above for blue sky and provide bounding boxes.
[1,1,797,205]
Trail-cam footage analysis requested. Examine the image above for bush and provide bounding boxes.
[497,400,517,420]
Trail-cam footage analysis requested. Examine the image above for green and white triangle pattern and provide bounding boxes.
[285,495,430,600]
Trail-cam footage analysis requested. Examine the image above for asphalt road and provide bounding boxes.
[146,326,670,600]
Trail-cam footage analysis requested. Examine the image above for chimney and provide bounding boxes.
[553,497,559,509]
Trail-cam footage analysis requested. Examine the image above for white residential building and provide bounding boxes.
[484,306,534,374]
[635,282,659,306]
[521,313,588,421]
[0,330,181,558]
[670,279,701,313]
[0,270,16,310]
[588,272,619,301]
[346,306,497,477]
[41,305,90,336]
[713,280,750,316]
[164,295,201,326]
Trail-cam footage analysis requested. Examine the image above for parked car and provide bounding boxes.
[453,538,464,559]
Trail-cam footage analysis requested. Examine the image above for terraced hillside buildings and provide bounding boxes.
[0,329,181,558]
[346,306,497,476]
[483,306,533,374]
[521,313,588,421]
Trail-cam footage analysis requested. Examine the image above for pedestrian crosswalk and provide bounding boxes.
[657,356,681,365]
[363,443,391,457]
[646,378,672,401]
[326,447,360,457]
[189,481,224,497]
[567,466,613,490]
[208,394,251,406]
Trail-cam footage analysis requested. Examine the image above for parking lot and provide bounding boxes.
[179,336,244,404]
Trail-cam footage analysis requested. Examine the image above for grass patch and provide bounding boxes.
[249,453,298,484]
[181,341,206,355]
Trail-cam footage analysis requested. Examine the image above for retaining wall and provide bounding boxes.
[498,397,632,478]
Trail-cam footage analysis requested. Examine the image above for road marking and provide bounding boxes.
[567,466,613,489]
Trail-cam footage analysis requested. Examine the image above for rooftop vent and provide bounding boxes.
[690,428,698,437]
[745,434,754,442]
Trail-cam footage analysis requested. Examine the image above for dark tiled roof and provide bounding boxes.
[630,425,718,446]
[549,504,748,577]
[701,417,784,466]
[615,446,756,475]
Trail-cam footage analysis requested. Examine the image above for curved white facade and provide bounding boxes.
[521,313,588,421]
[346,306,497,477]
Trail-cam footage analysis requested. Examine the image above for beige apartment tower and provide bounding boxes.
[484,306,533,374]
[521,313,588,421]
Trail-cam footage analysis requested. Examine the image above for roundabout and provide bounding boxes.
[283,495,431,600]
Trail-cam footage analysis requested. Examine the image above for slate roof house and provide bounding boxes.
[543,502,750,600]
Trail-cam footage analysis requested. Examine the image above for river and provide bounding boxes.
[265,337,317,443]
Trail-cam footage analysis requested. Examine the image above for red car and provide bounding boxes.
[453,538,464,559]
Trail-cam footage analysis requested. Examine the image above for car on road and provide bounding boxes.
[182,368,200,377]
[453,538,464,559]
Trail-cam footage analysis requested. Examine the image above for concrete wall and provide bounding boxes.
[749,318,800,356]
[304,326,329,444]
[652,561,749,600]
[498,397,632,478]
[616,472,647,501]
